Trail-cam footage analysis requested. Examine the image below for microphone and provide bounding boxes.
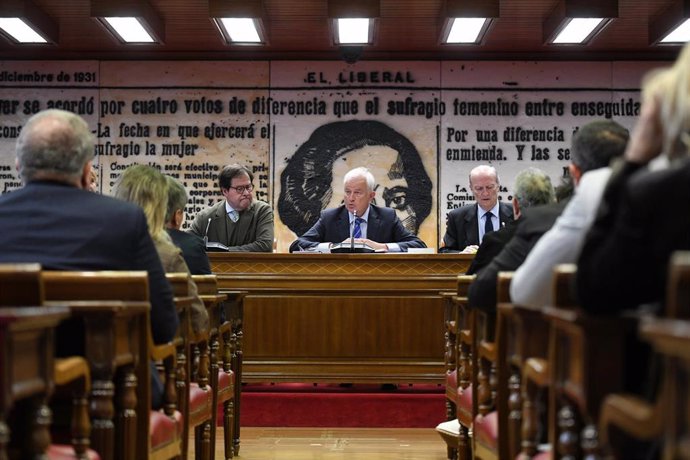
[203,217,212,246]
[351,209,356,251]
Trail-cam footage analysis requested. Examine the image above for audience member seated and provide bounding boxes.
[440,164,514,253]
[0,109,178,408]
[577,41,690,315]
[467,167,556,312]
[511,119,629,308]
[114,164,209,334]
[289,166,426,252]
[466,167,554,275]
[165,175,212,275]
[189,163,274,252]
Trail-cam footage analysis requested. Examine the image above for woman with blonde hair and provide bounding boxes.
[114,164,209,333]
[578,40,690,314]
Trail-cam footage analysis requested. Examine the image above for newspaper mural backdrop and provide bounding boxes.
[0,60,661,252]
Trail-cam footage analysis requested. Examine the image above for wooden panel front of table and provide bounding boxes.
[210,253,472,384]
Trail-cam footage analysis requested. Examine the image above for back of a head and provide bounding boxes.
[114,164,168,240]
[571,120,629,174]
[15,109,95,184]
[343,166,375,191]
[513,167,555,209]
[165,175,188,222]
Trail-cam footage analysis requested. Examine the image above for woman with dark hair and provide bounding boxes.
[279,119,432,236]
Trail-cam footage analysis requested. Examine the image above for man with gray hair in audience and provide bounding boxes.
[0,108,177,409]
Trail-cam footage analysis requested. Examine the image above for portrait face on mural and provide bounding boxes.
[278,120,432,237]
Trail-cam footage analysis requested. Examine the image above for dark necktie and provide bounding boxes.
[353,218,364,238]
[484,212,494,236]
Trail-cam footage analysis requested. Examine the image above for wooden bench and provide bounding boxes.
[0,264,97,459]
[598,251,690,458]
[0,306,86,459]
[42,270,181,460]
[542,264,637,458]
[167,272,213,460]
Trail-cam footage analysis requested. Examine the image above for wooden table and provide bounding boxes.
[210,253,472,384]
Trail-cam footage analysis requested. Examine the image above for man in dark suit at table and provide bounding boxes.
[440,164,514,253]
[165,175,212,275]
[0,109,178,409]
[289,166,426,253]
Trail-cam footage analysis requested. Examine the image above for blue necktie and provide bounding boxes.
[228,210,239,222]
[353,217,364,238]
[484,212,494,235]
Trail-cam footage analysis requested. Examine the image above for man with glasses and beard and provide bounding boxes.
[189,163,274,252]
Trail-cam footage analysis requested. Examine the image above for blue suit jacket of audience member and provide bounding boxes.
[0,180,178,347]
[289,204,426,252]
[168,228,212,275]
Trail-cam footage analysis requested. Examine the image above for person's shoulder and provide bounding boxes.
[448,203,475,217]
[251,199,273,212]
[320,205,345,219]
[577,167,613,191]
[168,228,203,245]
[370,204,396,219]
[517,202,566,234]
[629,156,690,193]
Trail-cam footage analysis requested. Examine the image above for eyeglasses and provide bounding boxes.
[228,184,253,194]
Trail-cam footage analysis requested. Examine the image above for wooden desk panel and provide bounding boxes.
[210,253,472,384]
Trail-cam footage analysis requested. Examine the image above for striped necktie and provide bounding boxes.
[352,217,364,238]
[228,210,239,222]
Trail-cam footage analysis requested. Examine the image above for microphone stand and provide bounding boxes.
[351,210,356,252]
[203,217,212,246]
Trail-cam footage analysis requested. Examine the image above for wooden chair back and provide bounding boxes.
[0,263,43,305]
[167,272,213,460]
[472,272,511,460]
[42,270,149,301]
[0,264,93,458]
[455,274,475,460]
[545,264,636,459]
[41,270,180,460]
[598,251,690,458]
[495,277,551,459]
[0,306,72,459]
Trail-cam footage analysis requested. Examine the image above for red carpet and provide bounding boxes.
[237,383,445,428]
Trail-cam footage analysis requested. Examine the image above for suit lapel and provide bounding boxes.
[465,204,479,245]
[336,207,351,241]
[366,206,380,241]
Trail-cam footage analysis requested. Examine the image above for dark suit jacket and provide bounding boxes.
[0,181,178,408]
[289,204,426,252]
[441,202,514,252]
[168,228,212,275]
[468,201,567,313]
[465,220,518,275]
[577,158,690,314]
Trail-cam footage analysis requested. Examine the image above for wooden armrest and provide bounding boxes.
[150,341,176,361]
[54,356,90,389]
[522,358,549,387]
[457,275,475,296]
[599,393,662,443]
[479,340,496,362]
[190,329,210,344]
